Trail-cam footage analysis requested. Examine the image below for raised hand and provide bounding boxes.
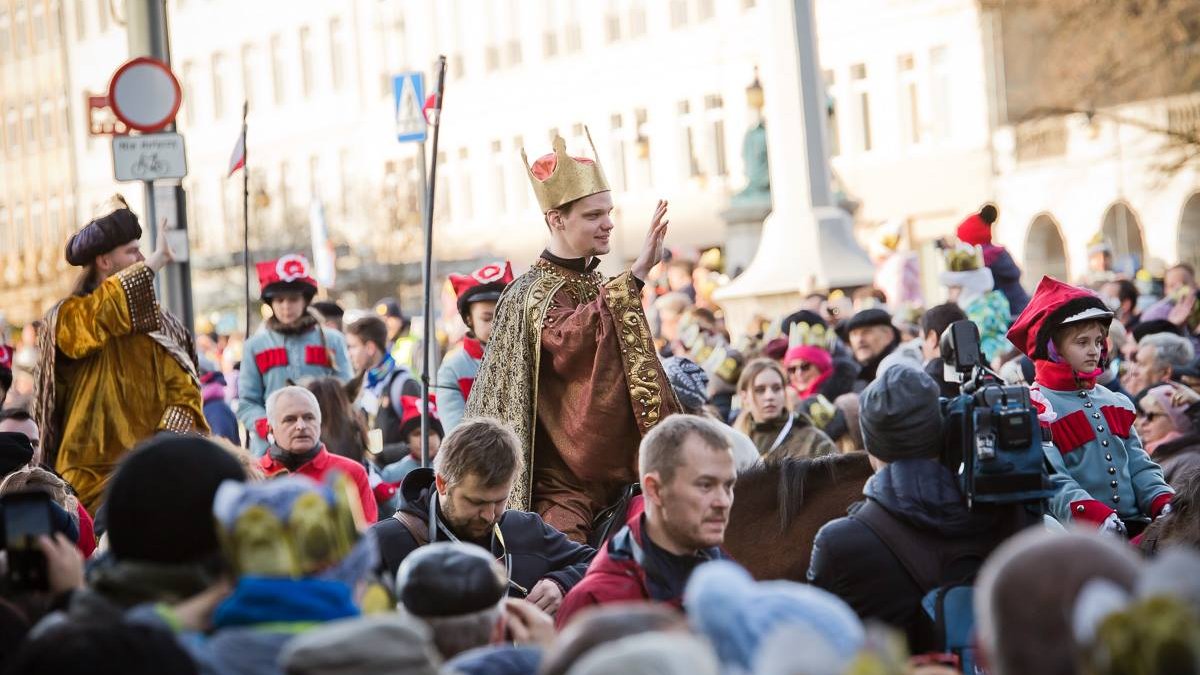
[631,199,669,281]
[146,217,176,273]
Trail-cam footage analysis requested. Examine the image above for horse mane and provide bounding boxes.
[739,452,872,532]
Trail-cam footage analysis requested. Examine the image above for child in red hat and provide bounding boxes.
[1007,276,1173,535]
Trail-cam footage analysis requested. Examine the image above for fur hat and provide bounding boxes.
[65,196,143,266]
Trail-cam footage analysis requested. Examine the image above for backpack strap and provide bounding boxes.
[853,500,996,591]
[393,510,429,547]
[852,500,944,591]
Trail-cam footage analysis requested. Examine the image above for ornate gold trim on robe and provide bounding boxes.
[465,258,680,511]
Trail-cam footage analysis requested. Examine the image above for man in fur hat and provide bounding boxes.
[35,197,208,512]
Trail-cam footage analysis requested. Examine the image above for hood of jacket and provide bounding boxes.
[864,459,984,537]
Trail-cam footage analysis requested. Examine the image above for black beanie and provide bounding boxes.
[105,434,247,565]
[859,364,943,462]
[397,542,507,617]
[0,432,34,477]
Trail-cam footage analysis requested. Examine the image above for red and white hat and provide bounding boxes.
[449,261,514,322]
[398,395,443,438]
[256,254,319,301]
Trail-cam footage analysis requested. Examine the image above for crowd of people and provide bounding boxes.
[0,137,1198,675]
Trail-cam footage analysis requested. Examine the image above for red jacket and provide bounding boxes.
[555,497,727,628]
[259,445,378,523]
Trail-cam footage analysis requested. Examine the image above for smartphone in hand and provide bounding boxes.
[2,490,55,592]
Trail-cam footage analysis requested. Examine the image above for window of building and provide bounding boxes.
[14,1,26,51]
[506,39,522,67]
[211,53,226,119]
[542,30,557,57]
[930,45,951,140]
[31,2,44,46]
[670,0,689,28]
[13,204,25,252]
[457,147,473,219]
[270,34,285,104]
[491,140,507,213]
[609,113,628,191]
[629,2,647,37]
[73,0,85,40]
[309,155,321,203]
[635,108,651,184]
[7,108,20,154]
[851,63,871,152]
[23,103,35,146]
[897,53,921,145]
[240,46,256,108]
[338,148,352,217]
[434,151,451,221]
[824,69,840,156]
[40,99,53,148]
[704,94,727,176]
[299,27,314,97]
[511,135,529,209]
[565,23,582,52]
[1,10,12,61]
[677,100,702,178]
[329,18,345,89]
[696,0,715,22]
[180,61,195,122]
[605,11,621,43]
[95,0,107,32]
[485,45,500,72]
[743,0,756,8]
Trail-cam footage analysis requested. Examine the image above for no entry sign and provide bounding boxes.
[108,57,182,133]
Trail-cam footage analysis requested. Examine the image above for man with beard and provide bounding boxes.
[35,197,207,512]
[465,131,680,543]
[257,385,377,522]
[843,307,902,390]
[371,417,594,616]
[238,255,352,456]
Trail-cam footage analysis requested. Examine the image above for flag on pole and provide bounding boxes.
[227,125,246,176]
[308,199,336,288]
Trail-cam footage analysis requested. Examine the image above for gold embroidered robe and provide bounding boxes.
[35,263,208,513]
[465,256,679,542]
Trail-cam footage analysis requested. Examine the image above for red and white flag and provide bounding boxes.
[227,125,246,176]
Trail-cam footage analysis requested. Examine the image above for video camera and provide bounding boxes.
[940,321,1054,509]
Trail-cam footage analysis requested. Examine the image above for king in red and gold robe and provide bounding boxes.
[466,250,680,542]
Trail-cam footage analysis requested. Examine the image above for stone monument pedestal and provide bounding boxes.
[721,201,772,278]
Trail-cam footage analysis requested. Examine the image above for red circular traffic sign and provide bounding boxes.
[107,57,182,133]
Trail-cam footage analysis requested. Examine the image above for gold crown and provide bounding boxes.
[788,322,836,351]
[944,243,984,272]
[521,128,610,213]
[217,473,364,578]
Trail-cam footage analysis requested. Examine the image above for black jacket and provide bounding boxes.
[807,459,1011,652]
[370,469,595,595]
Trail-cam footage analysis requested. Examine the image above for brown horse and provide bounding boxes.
[725,452,874,582]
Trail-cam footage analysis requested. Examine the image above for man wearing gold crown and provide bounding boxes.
[35,198,208,513]
[466,131,680,543]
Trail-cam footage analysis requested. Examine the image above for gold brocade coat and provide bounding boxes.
[465,256,680,513]
[34,263,208,513]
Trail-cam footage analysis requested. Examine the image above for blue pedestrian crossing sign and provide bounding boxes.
[393,72,427,143]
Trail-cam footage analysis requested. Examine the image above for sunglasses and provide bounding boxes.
[788,363,816,375]
[1140,411,1165,422]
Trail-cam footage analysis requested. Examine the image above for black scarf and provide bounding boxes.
[857,338,900,382]
[268,441,322,472]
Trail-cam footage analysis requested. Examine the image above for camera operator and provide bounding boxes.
[807,364,1018,655]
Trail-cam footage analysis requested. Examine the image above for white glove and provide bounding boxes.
[1160,502,1173,516]
[1101,513,1127,537]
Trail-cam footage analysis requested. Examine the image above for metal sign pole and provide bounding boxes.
[420,56,447,469]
